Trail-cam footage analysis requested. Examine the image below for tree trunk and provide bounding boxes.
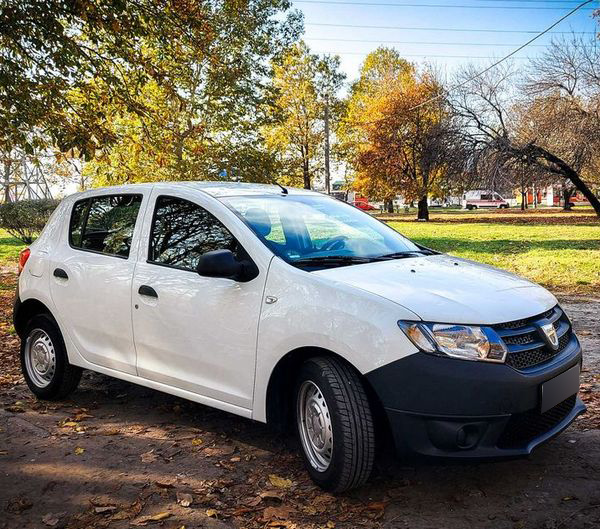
[562,186,574,210]
[537,147,600,217]
[302,145,310,190]
[417,196,429,221]
[324,100,331,195]
[384,199,394,213]
[520,189,527,210]
[3,160,12,203]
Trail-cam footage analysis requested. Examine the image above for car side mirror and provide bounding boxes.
[196,249,257,282]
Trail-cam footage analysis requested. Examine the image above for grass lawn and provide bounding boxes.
[1,208,599,295]
[0,229,24,268]
[386,210,600,295]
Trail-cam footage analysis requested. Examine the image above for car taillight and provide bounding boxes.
[18,248,31,275]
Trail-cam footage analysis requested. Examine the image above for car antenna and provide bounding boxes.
[274,181,288,195]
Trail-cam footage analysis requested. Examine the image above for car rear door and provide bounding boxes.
[131,188,270,413]
[49,191,147,375]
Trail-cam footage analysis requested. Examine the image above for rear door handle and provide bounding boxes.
[53,268,68,280]
[138,285,158,298]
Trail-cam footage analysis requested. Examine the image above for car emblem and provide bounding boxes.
[540,322,559,350]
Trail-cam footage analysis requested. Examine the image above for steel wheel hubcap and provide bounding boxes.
[297,380,333,472]
[24,329,56,388]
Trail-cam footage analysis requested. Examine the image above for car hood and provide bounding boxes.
[314,254,557,325]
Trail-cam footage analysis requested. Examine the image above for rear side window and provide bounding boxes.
[69,194,143,258]
[149,196,238,271]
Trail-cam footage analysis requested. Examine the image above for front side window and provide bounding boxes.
[149,196,238,272]
[69,194,142,257]
[222,194,425,268]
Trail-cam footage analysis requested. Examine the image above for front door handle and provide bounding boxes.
[53,268,68,280]
[138,285,158,298]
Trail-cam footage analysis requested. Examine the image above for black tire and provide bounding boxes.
[20,314,82,400]
[295,356,375,492]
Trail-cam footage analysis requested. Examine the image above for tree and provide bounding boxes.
[451,37,600,217]
[339,48,414,213]
[342,49,461,220]
[315,56,345,194]
[0,0,301,160]
[262,42,344,189]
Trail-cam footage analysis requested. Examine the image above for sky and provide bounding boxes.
[292,0,600,81]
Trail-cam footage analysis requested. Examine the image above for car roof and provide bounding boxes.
[69,181,318,200]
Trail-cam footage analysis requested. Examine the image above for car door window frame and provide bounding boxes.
[146,194,251,274]
[68,193,143,260]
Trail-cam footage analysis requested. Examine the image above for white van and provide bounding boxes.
[464,190,510,209]
[14,183,584,491]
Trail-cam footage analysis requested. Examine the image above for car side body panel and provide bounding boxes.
[131,185,275,411]
[252,255,421,422]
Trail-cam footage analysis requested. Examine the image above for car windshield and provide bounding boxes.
[222,194,427,268]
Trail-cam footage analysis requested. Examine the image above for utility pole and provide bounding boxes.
[324,97,331,195]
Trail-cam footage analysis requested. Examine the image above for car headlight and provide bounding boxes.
[398,321,507,363]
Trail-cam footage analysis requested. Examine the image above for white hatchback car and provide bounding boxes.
[14,182,585,491]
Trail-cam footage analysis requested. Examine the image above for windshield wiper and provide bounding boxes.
[292,255,375,266]
[376,250,432,259]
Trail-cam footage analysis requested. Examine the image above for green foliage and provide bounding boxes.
[0,0,302,157]
[0,199,59,244]
[0,229,25,265]
[262,41,345,189]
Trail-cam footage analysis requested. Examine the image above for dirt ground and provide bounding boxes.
[1,271,599,529]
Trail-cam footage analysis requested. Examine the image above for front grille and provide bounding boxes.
[497,395,577,449]
[495,305,574,371]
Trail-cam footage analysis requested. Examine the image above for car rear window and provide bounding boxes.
[69,194,142,258]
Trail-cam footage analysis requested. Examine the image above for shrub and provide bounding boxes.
[0,199,59,243]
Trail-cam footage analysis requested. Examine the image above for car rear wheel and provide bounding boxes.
[21,314,82,400]
[295,356,375,492]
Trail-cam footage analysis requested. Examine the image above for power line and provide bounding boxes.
[410,0,595,110]
[306,37,549,46]
[295,0,597,9]
[311,51,533,57]
[305,22,597,33]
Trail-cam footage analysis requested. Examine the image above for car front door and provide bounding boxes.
[49,192,145,375]
[131,189,270,412]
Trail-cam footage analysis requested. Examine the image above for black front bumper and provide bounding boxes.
[366,335,586,459]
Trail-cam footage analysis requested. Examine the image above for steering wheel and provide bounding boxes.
[320,235,349,252]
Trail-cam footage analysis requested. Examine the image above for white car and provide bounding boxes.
[464,190,510,209]
[14,183,585,491]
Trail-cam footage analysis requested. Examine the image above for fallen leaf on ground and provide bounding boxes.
[263,505,293,522]
[104,428,120,436]
[154,480,175,489]
[176,492,193,507]
[203,445,235,457]
[205,508,218,518]
[132,512,172,525]
[268,474,293,488]
[246,496,263,507]
[74,446,85,455]
[5,404,25,413]
[42,512,65,526]
[260,490,284,501]
[191,438,203,446]
[94,505,117,514]
[140,450,158,463]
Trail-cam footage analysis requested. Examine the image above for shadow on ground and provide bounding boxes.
[1,369,600,529]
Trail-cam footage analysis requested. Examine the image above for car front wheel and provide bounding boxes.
[21,314,82,400]
[295,356,375,492]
